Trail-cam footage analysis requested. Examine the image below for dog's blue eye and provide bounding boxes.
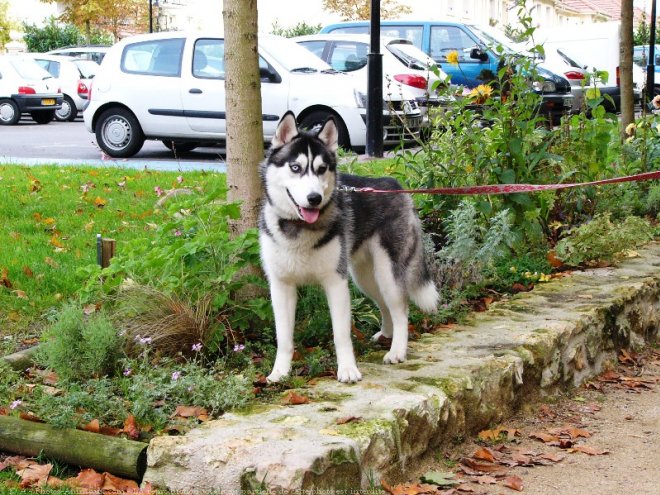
[290,164,301,173]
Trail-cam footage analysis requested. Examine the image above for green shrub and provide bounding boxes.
[36,303,123,381]
[555,214,654,266]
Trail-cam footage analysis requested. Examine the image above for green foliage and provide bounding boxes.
[0,361,20,406]
[22,17,110,52]
[36,302,123,382]
[30,377,126,429]
[119,356,253,429]
[0,0,11,49]
[85,187,269,336]
[555,214,654,267]
[401,8,561,244]
[432,200,515,291]
[270,21,321,37]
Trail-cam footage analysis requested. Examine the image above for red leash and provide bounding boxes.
[340,170,660,195]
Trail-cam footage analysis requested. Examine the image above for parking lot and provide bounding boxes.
[0,117,227,171]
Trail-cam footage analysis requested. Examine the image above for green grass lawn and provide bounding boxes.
[0,164,225,355]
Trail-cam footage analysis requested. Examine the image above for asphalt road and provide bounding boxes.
[0,117,227,172]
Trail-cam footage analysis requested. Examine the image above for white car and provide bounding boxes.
[28,54,100,121]
[0,55,63,125]
[294,33,448,109]
[83,32,422,158]
[46,46,110,65]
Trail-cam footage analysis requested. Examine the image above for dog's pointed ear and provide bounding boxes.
[317,117,338,153]
[272,111,298,147]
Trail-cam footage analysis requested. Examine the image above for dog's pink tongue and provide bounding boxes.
[300,208,320,224]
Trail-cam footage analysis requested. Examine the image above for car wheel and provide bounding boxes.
[96,107,145,158]
[161,140,200,153]
[55,95,77,122]
[30,110,56,124]
[0,98,20,125]
[298,110,351,150]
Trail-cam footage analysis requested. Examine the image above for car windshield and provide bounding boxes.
[10,59,53,80]
[74,60,100,78]
[386,40,433,70]
[260,36,332,73]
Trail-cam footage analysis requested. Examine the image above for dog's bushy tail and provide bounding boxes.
[410,280,439,314]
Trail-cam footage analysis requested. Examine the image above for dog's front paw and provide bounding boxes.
[383,348,407,364]
[337,365,362,383]
[267,368,289,383]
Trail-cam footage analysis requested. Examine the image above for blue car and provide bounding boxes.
[320,20,573,121]
[633,45,660,95]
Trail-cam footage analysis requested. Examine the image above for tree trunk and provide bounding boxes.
[620,0,634,139]
[223,0,263,234]
[0,416,147,480]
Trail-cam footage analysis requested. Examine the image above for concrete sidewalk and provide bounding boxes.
[143,243,660,494]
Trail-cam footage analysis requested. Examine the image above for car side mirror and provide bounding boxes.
[470,48,489,62]
[260,66,280,83]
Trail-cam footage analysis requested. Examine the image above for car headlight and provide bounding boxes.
[354,89,367,108]
[532,80,556,93]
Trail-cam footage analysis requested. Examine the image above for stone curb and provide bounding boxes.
[142,242,660,494]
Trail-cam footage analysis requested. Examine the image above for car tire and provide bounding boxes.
[96,107,145,158]
[298,110,351,150]
[161,140,199,153]
[55,95,77,122]
[30,110,56,124]
[0,98,20,125]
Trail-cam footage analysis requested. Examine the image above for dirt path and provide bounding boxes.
[400,350,660,495]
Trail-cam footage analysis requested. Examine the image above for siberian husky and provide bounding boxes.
[259,112,438,383]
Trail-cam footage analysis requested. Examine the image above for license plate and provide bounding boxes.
[41,99,55,106]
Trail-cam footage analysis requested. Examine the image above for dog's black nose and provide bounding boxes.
[307,193,322,206]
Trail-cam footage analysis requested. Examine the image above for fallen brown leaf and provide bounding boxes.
[569,445,610,456]
[101,472,139,492]
[282,391,310,405]
[472,447,496,463]
[82,419,100,433]
[336,415,361,425]
[503,475,524,491]
[67,468,104,490]
[529,431,559,443]
[17,463,52,488]
[123,414,140,440]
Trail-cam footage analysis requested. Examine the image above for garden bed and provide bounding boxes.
[142,242,660,493]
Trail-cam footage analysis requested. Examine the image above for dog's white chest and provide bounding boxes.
[260,232,341,285]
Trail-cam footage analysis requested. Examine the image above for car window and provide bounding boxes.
[380,26,424,50]
[556,49,584,69]
[193,39,225,79]
[297,40,326,59]
[122,38,185,77]
[328,41,367,72]
[430,26,477,63]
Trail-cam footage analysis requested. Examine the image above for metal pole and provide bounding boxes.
[149,0,153,33]
[647,0,657,101]
[366,0,383,157]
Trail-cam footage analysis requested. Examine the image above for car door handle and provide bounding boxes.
[189,88,203,94]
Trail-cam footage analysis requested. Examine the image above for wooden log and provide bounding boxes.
[0,416,147,480]
[2,345,39,371]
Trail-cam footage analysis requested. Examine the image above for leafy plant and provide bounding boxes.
[433,200,515,291]
[555,214,654,266]
[270,21,321,37]
[36,302,123,382]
